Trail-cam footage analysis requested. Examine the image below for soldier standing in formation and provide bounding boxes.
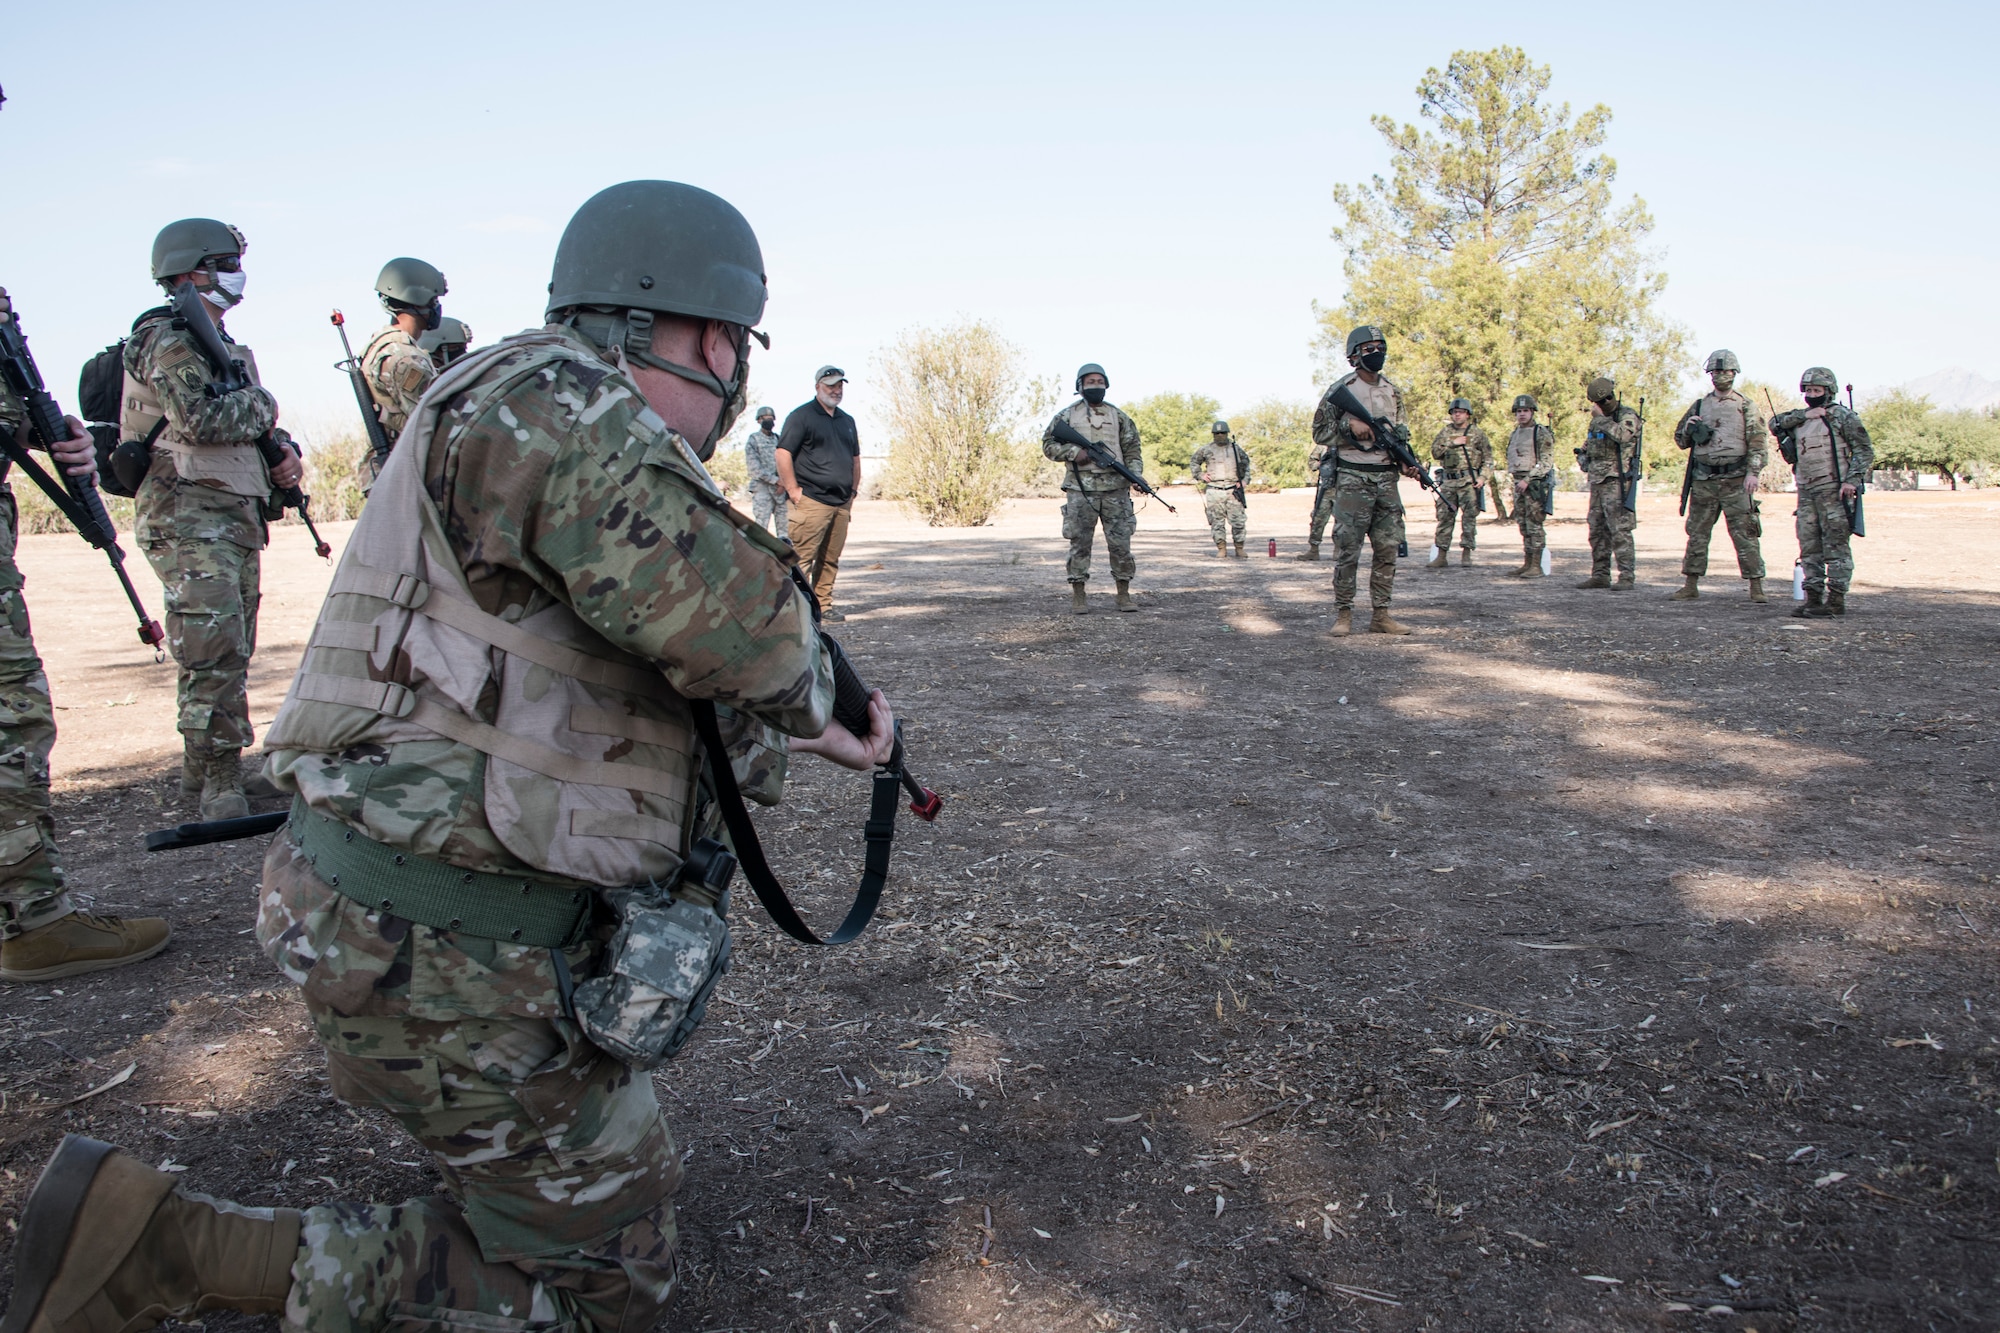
[1771,366,1872,617]
[1670,349,1768,603]
[1426,396,1489,568]
[1315,325,1420,635]
[0,291,173,983]
[123,220,303,820]
[1042,362,1143,613]
[1190,418,1250,557]
[417,314,473,370]
[1576,376,1641,591]
[355,258,447,488]
[6,180,899,1333]
[744,403,787,534]
[1503,393,1554,578]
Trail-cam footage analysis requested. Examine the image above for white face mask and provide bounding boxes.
[202,268,247,310]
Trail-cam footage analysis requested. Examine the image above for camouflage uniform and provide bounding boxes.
[0,318,71,938]
[1504,421,1555,565]
[1673,388,1767,580]
[743,421,787,534]
[1772,404,1873,595]
[1429,424,1491,553]
[1581,402,1641,582]
[1314,371,1407,610]
[355,324,436,489]
[1041,398,1143,585]
[1189,437,1250,547]
[123,310,278,753]
[1304,442,1337,548]
[258,324,833,1333]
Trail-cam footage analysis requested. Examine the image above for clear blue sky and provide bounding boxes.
[6,1,1992,445]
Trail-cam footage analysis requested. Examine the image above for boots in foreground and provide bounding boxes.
[1748,577,1767,603]
[1071,583,1089,615]
[1575,572,1610,589]
[1669,576,1699,600]
[1826,587,1846,616]
[1425,548,1448,569]
[1114,580,1136,612]
[1369,609,1411,635]
[1294,544,1320,562]
[198,748,249,821]
[1792,587,1826,618]
[1332,606,1353,636]
[1,911,172,982]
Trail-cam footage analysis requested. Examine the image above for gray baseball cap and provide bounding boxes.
[815,365,847,384]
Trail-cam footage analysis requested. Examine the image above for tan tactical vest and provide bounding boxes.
[120,337,270,497]
[1507,425,1541,475]
[1201,443,1239,483]
[1335,375,1399,465]
[1793,415,1838,489]
[263,333,701,888]
[1693,391,1750,466]
[1063,400,1126,488]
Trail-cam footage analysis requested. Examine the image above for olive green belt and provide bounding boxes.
[290,799,594,948]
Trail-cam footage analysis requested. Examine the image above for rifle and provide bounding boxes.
[169,282,331,559]
[1454,439,1485,512]
[1621,398,1645,513]
[1324,380,1436,492]
[330,310,394,471]
[1840,384,1866,538]
[0,302,166,655]
[1048,416,1176,511]
[1763,387,1796,466]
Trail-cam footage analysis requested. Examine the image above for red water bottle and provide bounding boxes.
[1267,538,1277,558]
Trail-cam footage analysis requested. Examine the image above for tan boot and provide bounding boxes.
[1114,580,1136,612]
[1070,583,1089,615]
[1,911,172,982]
[1459,548,1475,566]
[1609,573,1635,592]
[1332,606,1353,636]
[1669,576,1699,600]
[2,1135,301,1333]
[1508,561,1531,578]
[1232,541,1245,558]
[178,738,203,798]
[1748,577,1767,603]
[1575,573,1610,589]
[1294,544,1321,562]
[1369,609,1412,635]
[1425,548,1449,569]
[199,749,249,821]
[1213,540,1226,558]
[1520,553,1546,579]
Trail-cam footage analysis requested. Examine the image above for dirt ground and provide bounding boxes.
[3,484,1998,1332]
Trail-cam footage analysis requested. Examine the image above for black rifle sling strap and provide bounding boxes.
[689,698,895,947]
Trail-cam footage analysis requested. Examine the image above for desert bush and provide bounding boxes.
[876,321,1034,527]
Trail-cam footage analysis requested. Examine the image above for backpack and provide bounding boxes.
[76,306,169,497]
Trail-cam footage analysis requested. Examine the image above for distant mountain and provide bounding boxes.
[1859,367,2000,412]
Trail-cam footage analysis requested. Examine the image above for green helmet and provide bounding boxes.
[755,405,775,420]
[1448,397,1473,414]
[547,180,766,327]
[1704,349,1740,374]
[1800,366,1839,395]
[1345,325,1385,356]
[1512,394,1537,413]
[1586,376,1617,404]
[151,218,245,281]
[376,257,447,311]
[1074,362,1108,391]
[417,316,471,359]
[1211,419,1230,435]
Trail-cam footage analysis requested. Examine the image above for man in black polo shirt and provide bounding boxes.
[777,364,863,621]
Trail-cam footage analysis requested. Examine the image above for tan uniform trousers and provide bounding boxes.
[788,494,853,613]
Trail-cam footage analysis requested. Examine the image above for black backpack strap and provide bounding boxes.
[689,698,893,946]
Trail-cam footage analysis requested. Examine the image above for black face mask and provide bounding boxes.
[424,301,443,332]
[1081,386,1107,406]
[1803,390,1829,409]
[1357,349,1387,373]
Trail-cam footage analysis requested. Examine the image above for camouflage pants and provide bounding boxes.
[1512,480,1546,559]
[1202,488,1246,545]
[1585,479,1636,579]
[1330,470,1404,609]
[0,488,68,939]
[1681,475,1764,578]
[137,472,264,749]
[1432,480,1480,551]
[1062,489,1136,583]
[257,836,680,1333]
[1306,484,1336,547]
[749,481,788,536]
[1795,485,1854,594]
[1488,477,1512,521]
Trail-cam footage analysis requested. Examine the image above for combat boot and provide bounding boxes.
[1213,540,1226,558]
[1575,573,1611,589]
[1232,541,1245,559]
[1748,577,1767,603]
[1426,548,1449,569]
[1294,544,1321,562]
[199,749,249,821]
[1369,609,1412,635]
[1070,583,1089,615]
[1332,606,1353,636]
[1,1134,300,1333]
[1114,580,1136,612]
[1520,550,1546,578]
[1669,576,1699,601]
[1,911,172,982]
[1792,588,1826,619]
[1826,587,1846,616]
[179,737,203,798]
[1609,572,1635,592]
[1459,548,1475,566]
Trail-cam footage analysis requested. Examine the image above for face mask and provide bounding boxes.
[1081,385,1107,406]
[424,301,443,332]
[203,268,246,310]
[1711,372,1736,392]
[1358,349,1387,373]
[699,334,751,461]
[1803,390,1828,409]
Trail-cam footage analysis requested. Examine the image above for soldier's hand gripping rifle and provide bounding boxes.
[1048,417,1176,512]
[169,281,331,559]
[0,301,166,656]
[330,310,394,473]
[1324,380,1436,492]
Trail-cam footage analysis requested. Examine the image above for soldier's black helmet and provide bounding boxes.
[547,181,767,328]
[1345,325,1385,356]
[377,257,447,309]
[1075,363,1109,391]
[1448,397,1473,414]
[1512,394,1538,412]
[1211,419,1230,435]
[151,218,245,282]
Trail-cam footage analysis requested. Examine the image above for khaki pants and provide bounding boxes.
[788,494,853,612]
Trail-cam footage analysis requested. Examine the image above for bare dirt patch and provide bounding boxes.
[4,489,1998,1331]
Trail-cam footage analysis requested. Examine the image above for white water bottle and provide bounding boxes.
[1427,544,1439,564]
[1540,546,1552,576]
[1792,564,1806,600]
